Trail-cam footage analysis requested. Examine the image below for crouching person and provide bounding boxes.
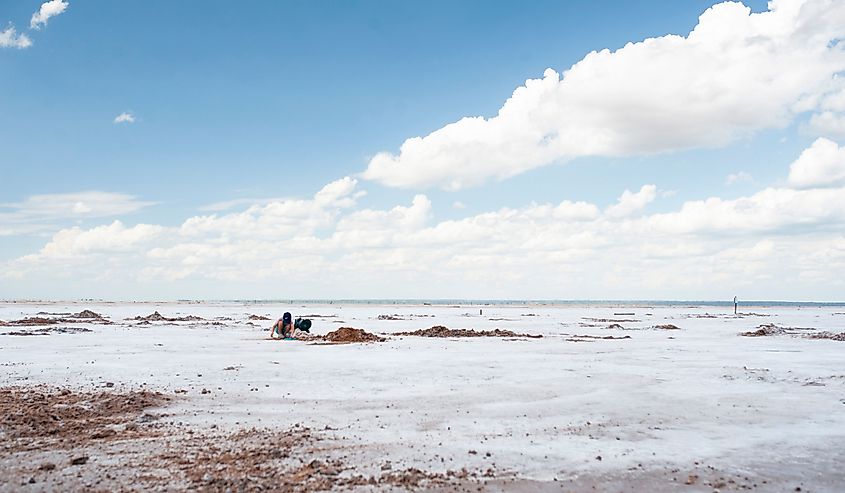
[270,312,294,339]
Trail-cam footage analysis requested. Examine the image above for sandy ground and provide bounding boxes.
[1,301,844,492]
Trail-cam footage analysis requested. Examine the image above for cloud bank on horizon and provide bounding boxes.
[4,137,845,299]
[3,0,845,300]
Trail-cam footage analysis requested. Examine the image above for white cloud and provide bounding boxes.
[35,221,164,260]
[807,111,845,139]
[725,171,753,185]
[2,191,155,219]
[180,177,363,240]
[113,112,136,124]
[0,191,156,237]
[0,26,32,49]
[30,0,69,30]
[199,197,284,212]
[787,137,845,189]
[362,0,845,190]
[6,131,845,299]
[605,185,657,218]
[644,185,845,235]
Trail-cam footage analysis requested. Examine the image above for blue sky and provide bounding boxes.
[2,0,845,300]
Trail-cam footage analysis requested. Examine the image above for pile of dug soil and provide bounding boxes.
[741,324,784,337]
[806,331,845,341]
[3,326,93,336]
[126,311,205,322]
[654,324,681,330]
[4,313,115,327]
[569,334,632,340]
[323,327,386,343]
[248,314,270,320]
[69,310,104,319]
[396,326,542,338]
[740,324,817,337]
[4,317,57,326]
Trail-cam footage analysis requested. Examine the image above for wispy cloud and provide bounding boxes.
[198,197,285,212]
[30,0,69,30]
[113,112,136,124]
[0,191,156,237]
[0,26,32,49]
[725,171,753,186]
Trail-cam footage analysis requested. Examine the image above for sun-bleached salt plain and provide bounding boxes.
[2,301,844,492]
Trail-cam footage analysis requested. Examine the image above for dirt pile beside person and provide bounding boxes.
[323,327,386,343]
[248,314,270,320]
[396,326,542,338]
[126,311,205,322]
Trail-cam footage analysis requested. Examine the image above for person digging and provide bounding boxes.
[269,312,311,340]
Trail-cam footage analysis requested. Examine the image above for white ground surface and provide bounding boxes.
[2,301,844,491]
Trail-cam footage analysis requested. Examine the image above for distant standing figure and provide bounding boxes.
[733,296,738,315]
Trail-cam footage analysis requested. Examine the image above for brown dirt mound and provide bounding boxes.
[126,311,205,322]
[396,326,542,338]
[742,324,783,337]
[248,314,270,320]
[569,334,632,340]
[654,324,681,330]
[323,327,385,343]
[0,386,168,452]
[69,310,104,319]
[6,317,57,326]
[806,331,845,341]
[741,324,817,337]
[3,326,93,336]
[5,314,113,327]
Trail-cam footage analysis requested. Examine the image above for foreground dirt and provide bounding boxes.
[0,386,487,492]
